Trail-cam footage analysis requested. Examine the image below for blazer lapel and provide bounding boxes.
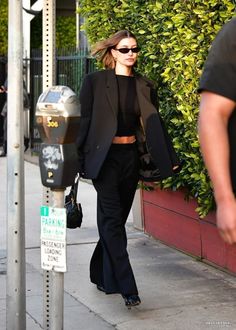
[105,69,119,116]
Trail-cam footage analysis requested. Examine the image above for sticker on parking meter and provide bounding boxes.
[40,206,67,272]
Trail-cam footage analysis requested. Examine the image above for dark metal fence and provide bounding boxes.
[0,49,96,151]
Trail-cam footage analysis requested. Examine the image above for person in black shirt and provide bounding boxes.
[198,18,236,245]
[77,30,180,307]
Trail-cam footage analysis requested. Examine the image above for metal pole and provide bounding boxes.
[50,190,64,329]
[42,0,56,89]
[6,0,26,329]
[42,1,64,329]
[76,0,88,51]
[76,0,79,50]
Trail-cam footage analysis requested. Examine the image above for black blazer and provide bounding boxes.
[77,69,180,180]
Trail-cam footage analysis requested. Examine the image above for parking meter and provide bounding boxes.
[36,86,80,189]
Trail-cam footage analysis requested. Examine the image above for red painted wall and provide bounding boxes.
[142,188,236,274]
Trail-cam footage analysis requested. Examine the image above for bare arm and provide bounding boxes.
[198,91,236,244]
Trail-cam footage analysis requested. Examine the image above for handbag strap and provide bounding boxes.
[72,174,80,201]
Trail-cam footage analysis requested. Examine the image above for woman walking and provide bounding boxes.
[77,30,180,307]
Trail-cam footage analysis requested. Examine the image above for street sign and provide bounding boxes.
[40,205,67,272]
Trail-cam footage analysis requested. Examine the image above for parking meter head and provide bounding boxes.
[36,86,81,144]
[36,86,81,188]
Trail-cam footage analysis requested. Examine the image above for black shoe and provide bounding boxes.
[96,284,119,294]
[122,294,141,307]
[96,285,106,293]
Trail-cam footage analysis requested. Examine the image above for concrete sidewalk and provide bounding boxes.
[1,154,236,329]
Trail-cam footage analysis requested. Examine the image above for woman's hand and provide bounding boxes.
[216,198,236,245]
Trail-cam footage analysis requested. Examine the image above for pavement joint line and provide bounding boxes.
[24,241,98,250]
[63,289,117,329]
[7,234,236,282]
[26,311,43,329]
[25,235,143,251]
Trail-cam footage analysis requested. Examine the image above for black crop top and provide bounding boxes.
[115,75,140,136]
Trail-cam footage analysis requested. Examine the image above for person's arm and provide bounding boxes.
[0,85,6,93]
[198,91,236,244]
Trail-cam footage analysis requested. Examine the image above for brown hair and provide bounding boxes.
[91,30,137,69]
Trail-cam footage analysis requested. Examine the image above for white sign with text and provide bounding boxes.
[40,206,67,272]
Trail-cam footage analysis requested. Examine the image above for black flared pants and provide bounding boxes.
[91,143,139,295]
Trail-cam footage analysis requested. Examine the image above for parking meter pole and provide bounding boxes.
[42,0,56,89]
[6,1,26,329]
[41,1,58,329]
[50,190,65,329]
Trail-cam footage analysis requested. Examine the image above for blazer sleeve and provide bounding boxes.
[77,74,94,145]
[76,74,94,174]
[150,84,180,169]
[147,82,181,174]
[150,84,159,110]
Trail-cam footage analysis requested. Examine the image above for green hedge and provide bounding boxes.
[0,3,76,53]
[0,0,8,55]
[31,14,76,49]
[79,0,236,217]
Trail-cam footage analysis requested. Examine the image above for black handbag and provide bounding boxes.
[64,176,83,229]
[139,152,161,182]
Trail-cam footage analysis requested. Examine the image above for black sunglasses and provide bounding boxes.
[115,47,140,54]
